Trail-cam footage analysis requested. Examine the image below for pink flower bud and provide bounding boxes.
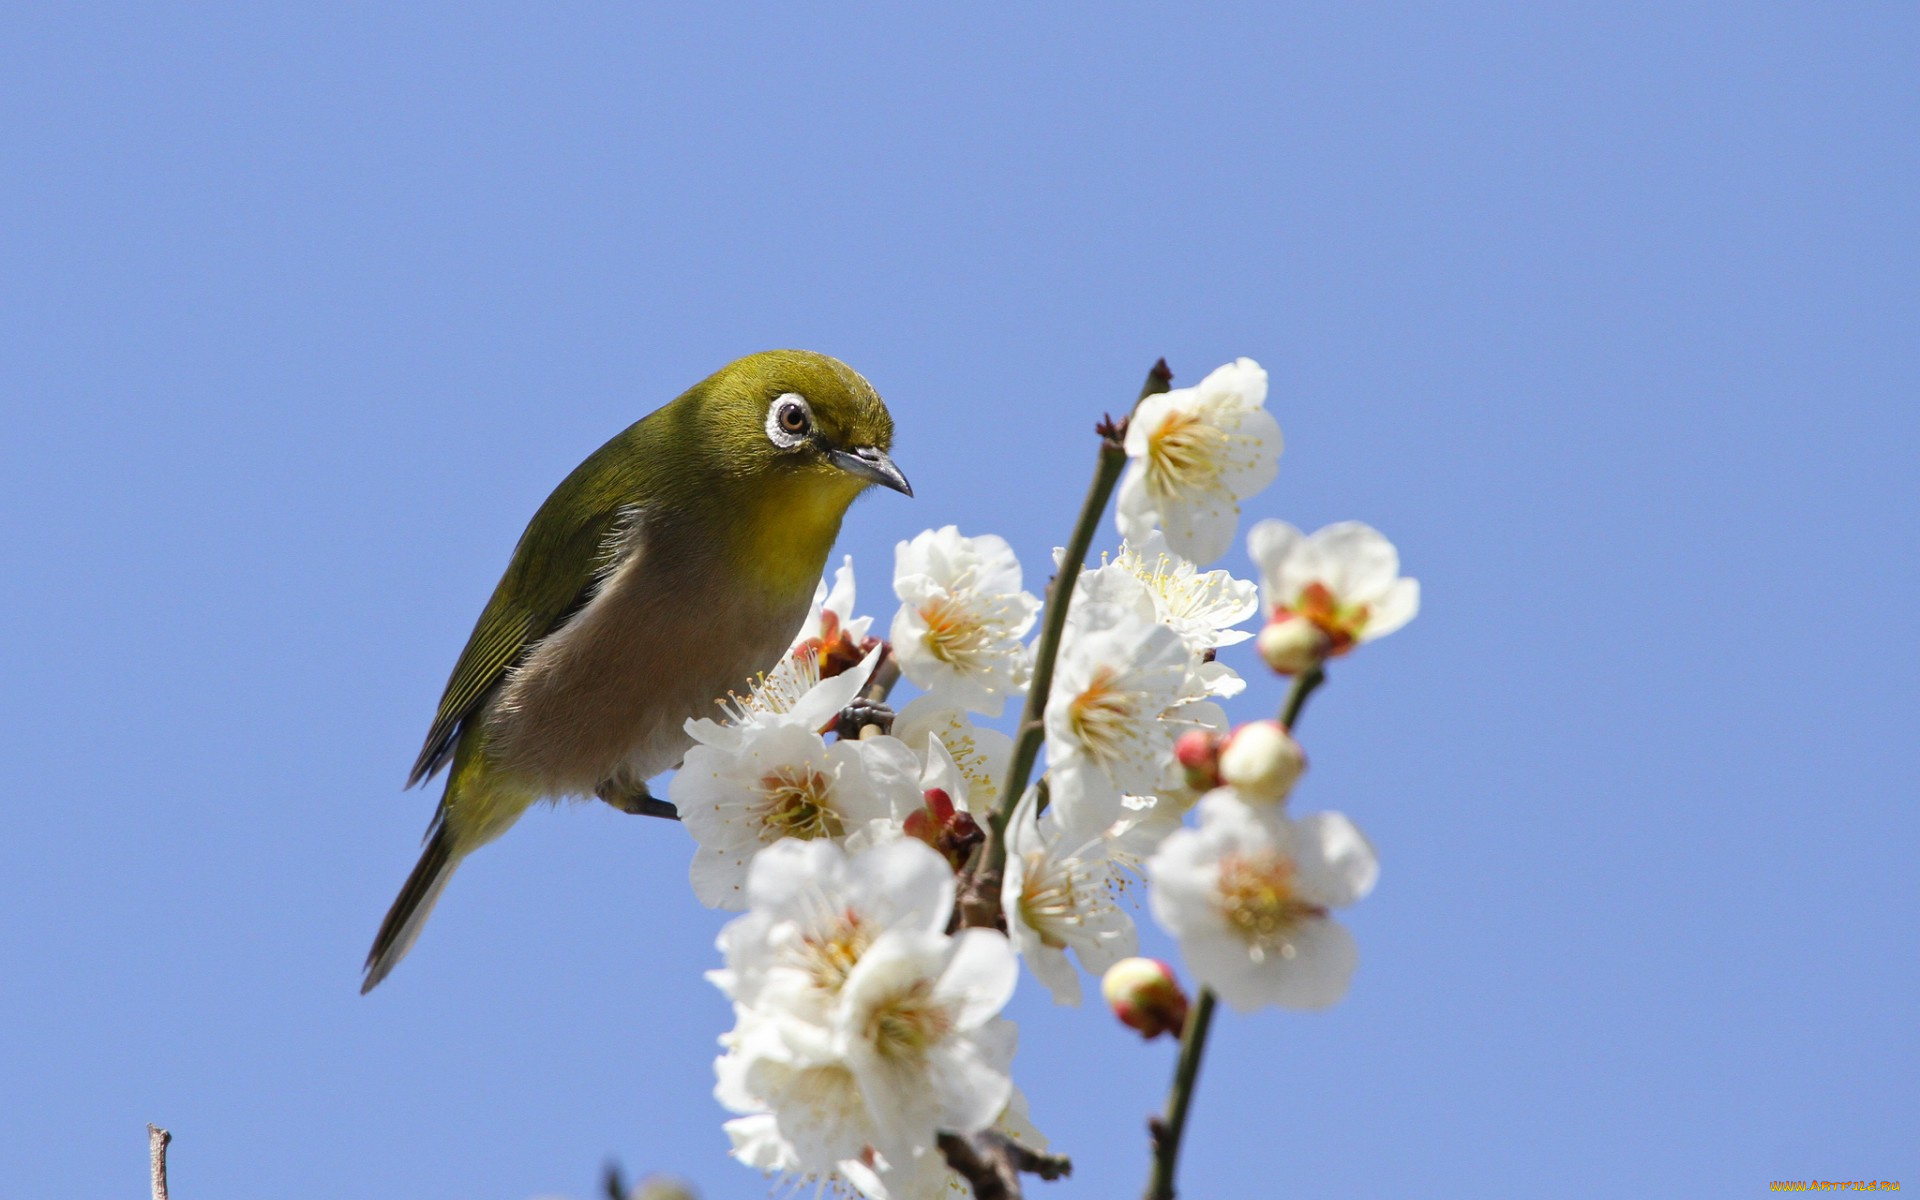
[1101,957,1190,1039]
[1256,613,1331,675]
[1218,720,1306,804]
[1173,729,1223,791]
[904,788,982,871]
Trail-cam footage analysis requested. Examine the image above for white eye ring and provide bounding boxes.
[766,393,813,448]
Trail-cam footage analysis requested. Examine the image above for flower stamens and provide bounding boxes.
[757,764,844,841]
[1214,852,1327,961]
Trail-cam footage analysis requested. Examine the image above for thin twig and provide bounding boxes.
[938,1131,1072,1200]
[958,359,1172,929]
[862,645,901,708]
[1142,665,1330,1200]
[1141,990,1215,1200]
[147,1125,171,1200]
[1278,662,1325,731]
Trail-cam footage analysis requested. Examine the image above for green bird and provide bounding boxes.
[362,349,910,992]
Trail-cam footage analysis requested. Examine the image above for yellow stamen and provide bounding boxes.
[865,980,954,1063]
[1146,409,1228,498]
[757,764,843,841]
[1068,666,1144,768]
[1215,852,1326,961]
[918,593,993,667]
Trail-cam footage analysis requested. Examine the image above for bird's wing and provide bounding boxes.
[406,502,640,788]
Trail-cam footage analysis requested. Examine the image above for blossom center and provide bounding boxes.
[757,764,844,841]
[1215,852,1326,961]
[865,980,954,1063]
[1145,409,1227,497]
[795,909,871,993]
[918,592,994,668]
[1288,581,1369,653]
[1018,854,1099,950]
[1067,666,1148,767]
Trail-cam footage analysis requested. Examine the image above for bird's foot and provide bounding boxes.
[834,698,895,740]
[595,780,679,820]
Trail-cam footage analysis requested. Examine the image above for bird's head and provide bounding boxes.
[697,349,911,502]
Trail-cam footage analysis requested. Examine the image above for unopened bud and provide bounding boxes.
[1102,957,1190,1039]
[1172,729,1223,791]
[904,788,982,871]
[1256,613,1331,675]
[1218,720,1306,804]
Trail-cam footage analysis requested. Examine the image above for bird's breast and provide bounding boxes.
[482,533,812,796]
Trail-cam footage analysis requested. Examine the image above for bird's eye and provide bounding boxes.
[766,393,814,447]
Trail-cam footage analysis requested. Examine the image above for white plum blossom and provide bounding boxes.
[1003,789,1138,1005]
[709,838,956,1019]
[1148,791,1378,1012]
[686,646,881,753]
[837,927,1019,1164]
[719,1015,877,1175]
[892,527,1040,717]
[1245,520,1420,656]
[1117,358,1282,564]
[893,695,1015,810]
[712,840,1019,1181]
[1043,601,1191,838]
[1108,532,1259,655]
[1077,548,1248,704]
[673,721,919,909]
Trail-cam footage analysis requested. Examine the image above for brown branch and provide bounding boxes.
[147,1125,171,1200]
[862,645,901,709]
[937,1131,1072,1200]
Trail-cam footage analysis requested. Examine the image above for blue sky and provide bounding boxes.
[2,4,1914,1197]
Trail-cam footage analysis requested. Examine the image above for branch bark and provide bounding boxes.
[147,1125,171,1200]
[937,1131,1072,1200]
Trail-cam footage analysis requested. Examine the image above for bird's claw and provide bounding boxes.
[833,698,895,739]
[596,780,680,820]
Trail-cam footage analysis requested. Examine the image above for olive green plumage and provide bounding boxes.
[363,350,909,993]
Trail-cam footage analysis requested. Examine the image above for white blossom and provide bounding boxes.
[836,927,1019,1164]
[1108,532,1259,654]
[712,840,1021,1182]
[1043,601,1191,838]
[1077,550,1247,705]
[673,721,918,909]
[685,646,880,753]
[1003,789,1138,1005]
[892,527,1040,717]
[1117,358,1282,564]
[708,849,1013,1178]
[893,696,1014,810]
[1148,791,1377,1011]
[709,838,955,1018]
[1245,520,1419,654]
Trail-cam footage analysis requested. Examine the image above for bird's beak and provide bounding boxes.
[828,445,913,497]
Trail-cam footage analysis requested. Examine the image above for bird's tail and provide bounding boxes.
[362,823,459,994]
